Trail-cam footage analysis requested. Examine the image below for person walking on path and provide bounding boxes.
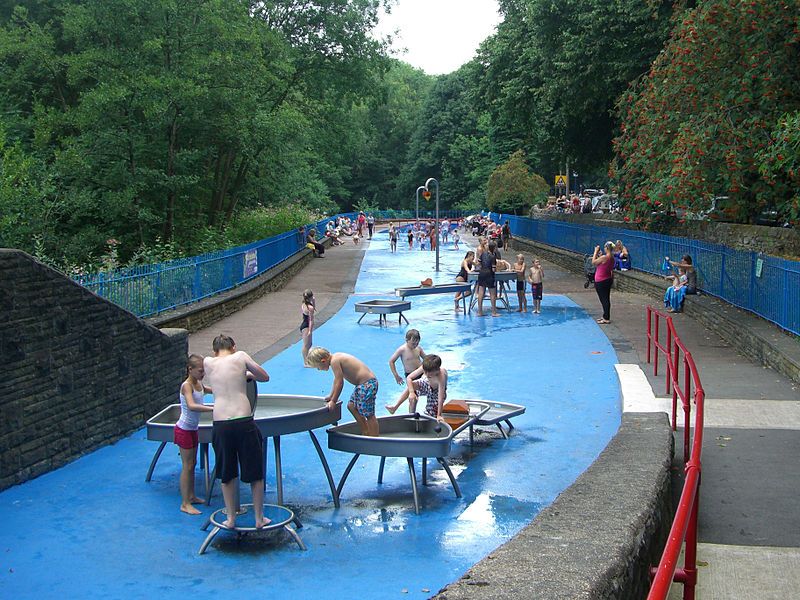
[592,241,615,324]
[502,220,512,251]
[367,214,375,239]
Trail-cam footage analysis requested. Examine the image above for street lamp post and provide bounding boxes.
[424,178,440,272]
[415,185,425,223]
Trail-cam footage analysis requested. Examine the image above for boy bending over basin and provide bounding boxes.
[203,335,270,529]
[307,347,380,437]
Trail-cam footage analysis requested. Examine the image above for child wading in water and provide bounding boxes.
[300,289,315,366]
[175,354,214,515]
[386,354,448,419]
[528,258,544,314]
[387,329,426,388]
[307,347,380,436]
[514,254,528,312]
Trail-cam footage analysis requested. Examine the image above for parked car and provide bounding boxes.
[592,193,618,213]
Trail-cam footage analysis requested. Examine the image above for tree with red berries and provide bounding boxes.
[612,0,800,226]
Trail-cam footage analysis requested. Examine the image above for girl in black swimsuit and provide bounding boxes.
[454,251,475,311]
[300,289,315,366]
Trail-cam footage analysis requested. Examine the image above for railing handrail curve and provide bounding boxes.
[646,305,705,600]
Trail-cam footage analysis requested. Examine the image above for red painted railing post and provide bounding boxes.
[665,324,672,395]
[647,307,652,364]
[683,357,692,462]
[682,464,700,600]
[654,316,660,377]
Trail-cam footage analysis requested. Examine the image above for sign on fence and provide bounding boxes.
[244,249,258,278]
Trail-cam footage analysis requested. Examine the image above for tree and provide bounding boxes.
[478,0,672,181]
[0,0,394,264]
[487,150,548,214]
[612,1,800,225]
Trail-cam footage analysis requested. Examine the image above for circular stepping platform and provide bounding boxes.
[198,503,305,554]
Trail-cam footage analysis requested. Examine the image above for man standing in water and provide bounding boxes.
[203,334,270,529]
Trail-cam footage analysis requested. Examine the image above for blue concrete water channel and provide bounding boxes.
[0,229,621,599]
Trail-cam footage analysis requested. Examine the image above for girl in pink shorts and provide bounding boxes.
[175,354,214,515]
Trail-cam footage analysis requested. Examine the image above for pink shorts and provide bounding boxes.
[174,425,198,449]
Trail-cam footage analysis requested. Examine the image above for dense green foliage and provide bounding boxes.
[487,150,548,214]
[0,0,425,268]
[2,0,798,272]
[396,0,673,213]
[612,0,800,225]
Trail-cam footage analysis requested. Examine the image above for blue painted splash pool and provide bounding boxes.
[0,229,621,599]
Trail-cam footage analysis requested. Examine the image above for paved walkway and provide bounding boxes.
[187,228,800,599]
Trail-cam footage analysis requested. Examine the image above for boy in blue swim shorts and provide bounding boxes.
[307,347,380,436]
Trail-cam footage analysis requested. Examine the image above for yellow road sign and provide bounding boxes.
[554,175,567,186]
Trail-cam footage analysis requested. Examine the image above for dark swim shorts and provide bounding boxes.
[212,416,264,484]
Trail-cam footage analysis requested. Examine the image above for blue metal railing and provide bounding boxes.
[73,210,473,318]
[74,213,355,318]
[499,214,800,336]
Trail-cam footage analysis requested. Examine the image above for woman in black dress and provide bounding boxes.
[476,242,499,317]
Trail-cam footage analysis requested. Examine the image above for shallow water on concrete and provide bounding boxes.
[0,229,620,599]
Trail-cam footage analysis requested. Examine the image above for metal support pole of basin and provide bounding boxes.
[407,458,420,515]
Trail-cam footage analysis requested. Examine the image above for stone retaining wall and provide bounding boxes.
[435,413,674,599]
[0,250,187,491]
[512,238,800,385]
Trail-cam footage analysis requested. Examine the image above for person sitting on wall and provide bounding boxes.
[613,240,631,271]
[306,228,325,257]
[666,255,697,295]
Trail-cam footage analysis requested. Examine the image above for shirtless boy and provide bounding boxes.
[386,354,448,419]
[527,258,544,314]
[307,347,380,437]
[203,335,270,529]
[388,329,426,386]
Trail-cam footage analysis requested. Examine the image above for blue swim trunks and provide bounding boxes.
[349,377,379,418]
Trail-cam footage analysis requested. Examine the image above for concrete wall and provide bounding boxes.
[0,250,187,491]
[435,413,674,599]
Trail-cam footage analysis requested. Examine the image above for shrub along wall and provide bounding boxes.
[0,250,187,490]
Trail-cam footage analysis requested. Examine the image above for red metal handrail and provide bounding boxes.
[646,306,705,600]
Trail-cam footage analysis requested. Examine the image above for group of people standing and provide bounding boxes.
[456,230,544,317]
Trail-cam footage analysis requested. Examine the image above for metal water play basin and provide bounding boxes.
[354,299,411,315]
[146,394,341,441]
[327,414,452,458]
